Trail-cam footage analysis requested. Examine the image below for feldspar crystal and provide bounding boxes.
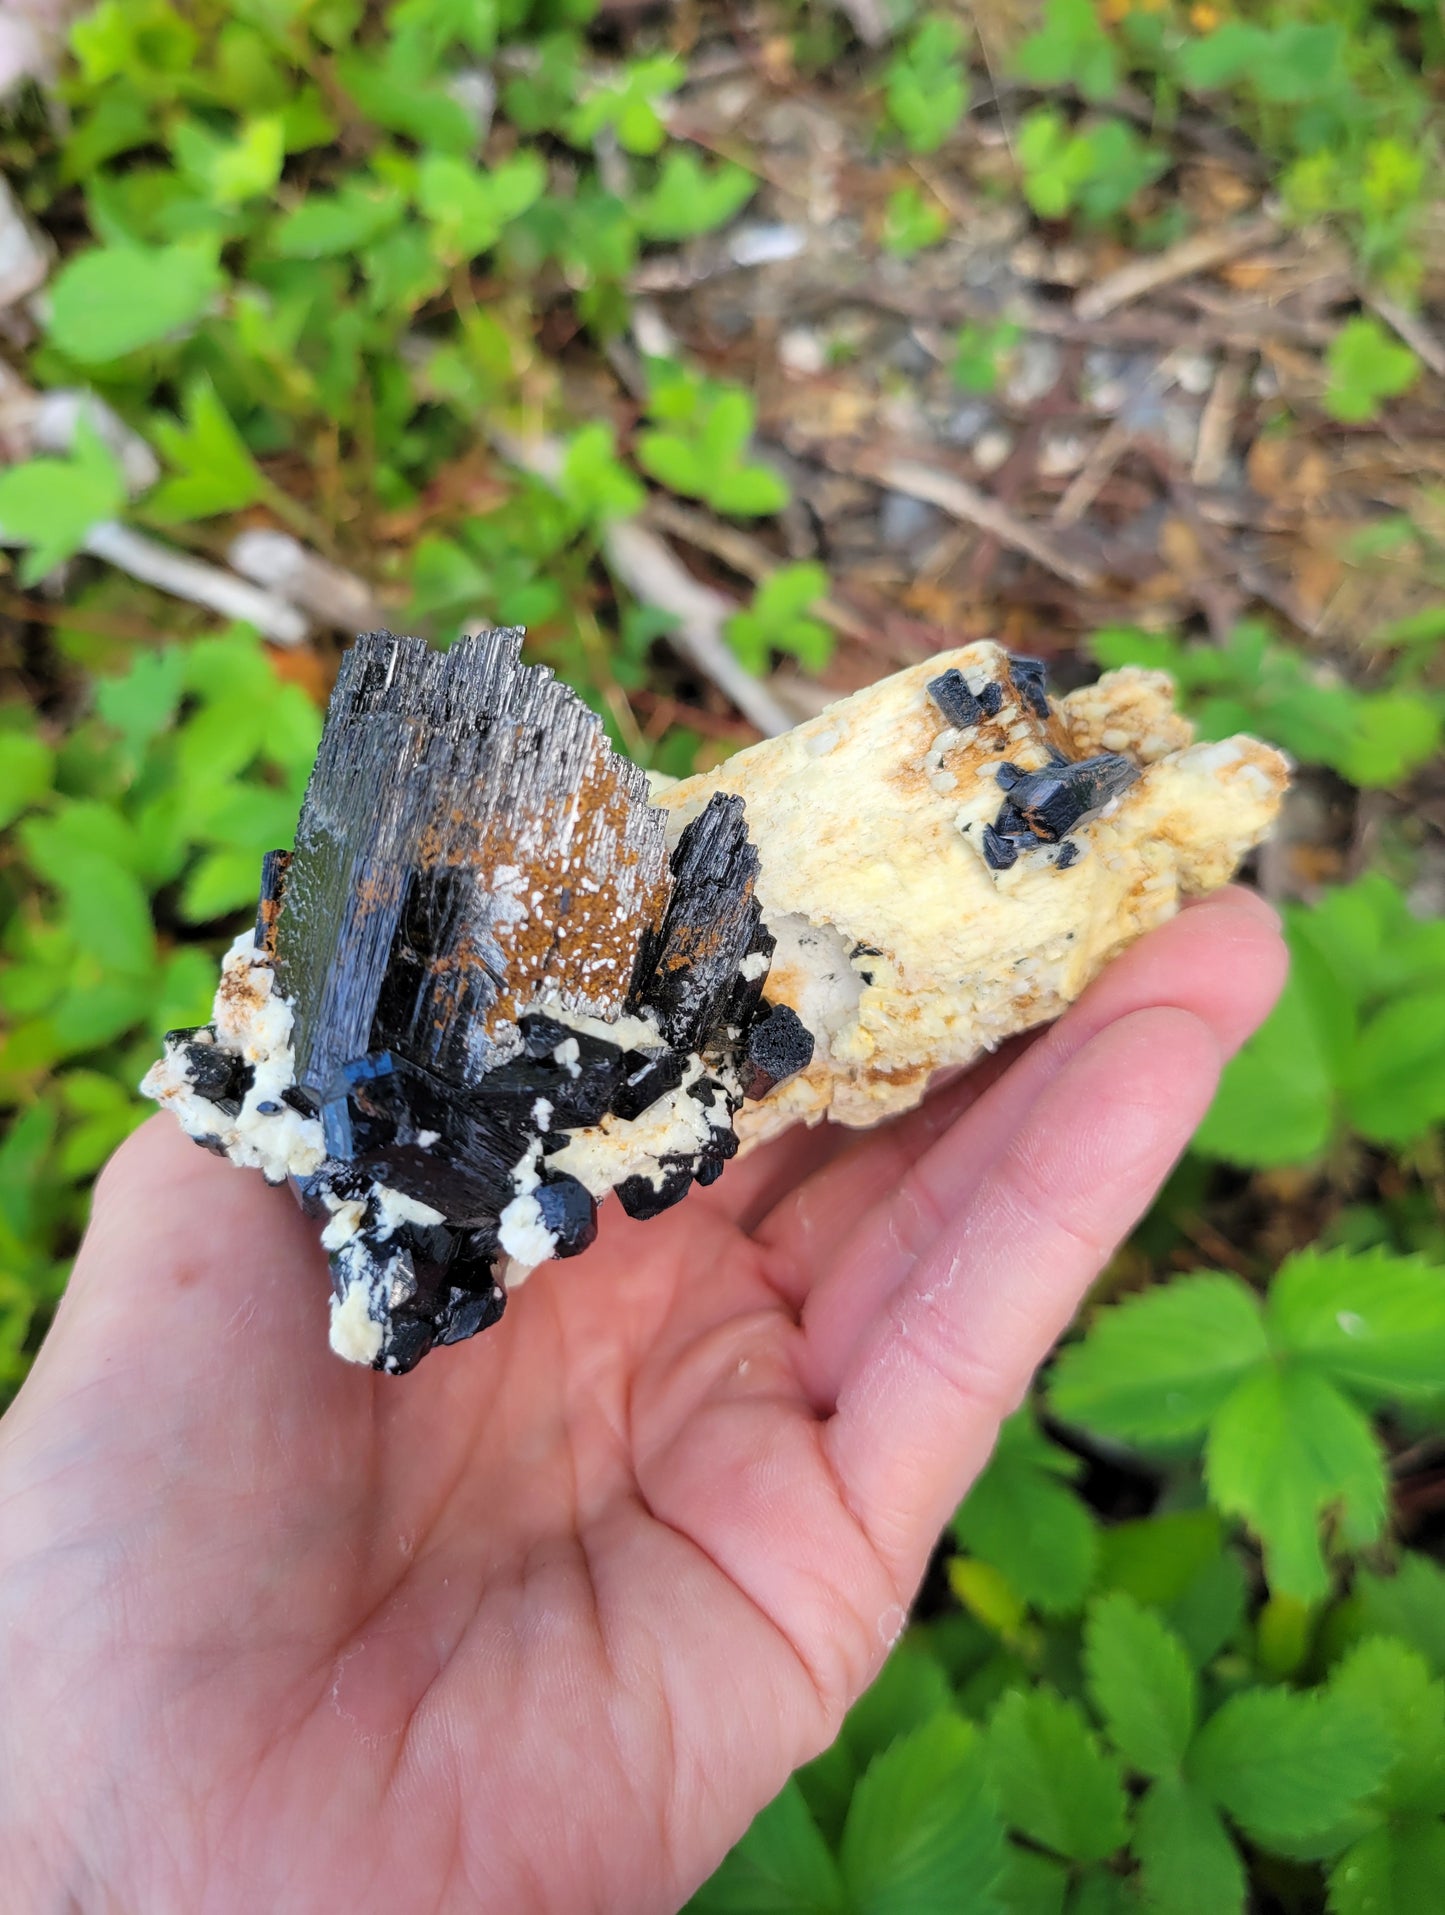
[144,629,1288,1373]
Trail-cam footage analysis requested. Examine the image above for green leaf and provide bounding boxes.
[953,1411,1098,1616]
[841,1714,1008,1915]
[47,240,223,363]
[94,647,186,761]
[882,184,948,256]
[1049,1275,1267,1444]
[0,729,54,829]
[1176,23,1268,91]
[1134,1778,1245,1915]
[180,849,265,924]
[987,1688,1129,1864]
[1329,1822,1445,1915]
[560,422,645,525]
[635,430,707,496]
[1189,1686,1395,1848]
[997,1848,1068,1915]
[147,379,269,523]
[1356,1557,1445,1678]
[417,151,546,259]
[709,466,789,517]
[1015,0,1119,101]
[1084,1593,1197,1779]
[1193,968,1337,1166]
[173,112,284,205]
[52,852,156,977]
[842,1641,955,1772]
[274,178,405,257]
[689,1778,847,1914]
[0,420,128,584]
[1205,1367,1385,1602]
[1339,694,1442,790]
[1325,318,1420,425]
[884,15,970,153]
[1269,1248,1445,1401]
[1344,989,1445,1145]
[1331,1637,1445,1817]
[1095,1510,1248,1669]
[635,151,758,241]
[952,321,1021,395]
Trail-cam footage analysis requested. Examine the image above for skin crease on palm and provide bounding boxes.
[0,888,1285,1915]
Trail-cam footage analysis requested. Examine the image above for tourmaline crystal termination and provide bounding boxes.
[144,630,1287,1373]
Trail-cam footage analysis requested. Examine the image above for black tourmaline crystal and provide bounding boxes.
[152,631,815,1373]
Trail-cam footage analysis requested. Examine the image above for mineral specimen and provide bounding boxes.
[144,631,1288,1373]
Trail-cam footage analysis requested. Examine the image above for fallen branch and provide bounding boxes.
[840,451,1103,592]
[83,522,309,646]
[487,424,794,736]
[1074,216,1280,322]
[228,527,381,634]
[1192,354,1248,487]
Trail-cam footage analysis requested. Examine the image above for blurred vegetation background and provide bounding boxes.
[1,1,1443,1909]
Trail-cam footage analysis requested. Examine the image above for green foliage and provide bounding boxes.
[882,14,969,155]
[1198,876,1445,1164]
[1324,316,1421,423]
[1016,110,1166,226]
[566,53,682,157]
[0,627,320,1382]
[951,320,1021,395]
[1051,1246,1445,1599]
[633,151,758,241]
[637,362,790,517]
[46,239,224,364]
[0,420,126,583]
[1089,622,1442,790]
[145,378,269,523]
[880,183,947,256]
[1014,0,1119,105]
[726,565,833,676]
[951,1409,1098,1616]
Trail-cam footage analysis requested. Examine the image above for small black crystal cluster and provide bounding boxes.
[158,632,813,1374]
[925,655,1139,873]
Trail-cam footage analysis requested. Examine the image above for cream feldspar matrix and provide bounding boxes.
[143,630,1288,1373]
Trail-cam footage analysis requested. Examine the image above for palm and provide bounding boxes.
[0,893,1284,1914]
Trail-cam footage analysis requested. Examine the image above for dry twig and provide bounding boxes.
[839,451,1103,592]
[228,528,382,634]
[82,523,309,646]
[1192,354,1249,487]
[1074,216,1279,322]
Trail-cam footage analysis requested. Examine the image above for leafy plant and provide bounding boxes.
[0,420,126,582]
[0,627,321,1385]
[1016,109,1166,225]
[632,150,758,242]
[725,564,833,675]
[1014,0,1120,105]
[1051,1247,1445,1600]
[1195,876,1445,1166]
[636,361,790,517]
[882,14,969,155]
[881,182,947,255]
[1090,622,1442,790]
[950,320,1021,395]
[1325,315,1421,423]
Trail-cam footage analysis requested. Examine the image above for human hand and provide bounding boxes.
[0,889,1285,1914]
